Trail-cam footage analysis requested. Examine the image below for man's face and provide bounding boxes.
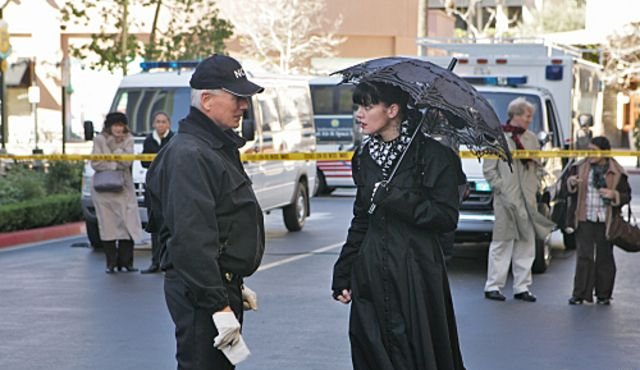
[511,108,533,130]
[201,90,249,130]
[153,114,170,136]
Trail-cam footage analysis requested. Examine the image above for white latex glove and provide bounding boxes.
[212,311,241,349]
[220,334,251,365]
[242,285,258,311]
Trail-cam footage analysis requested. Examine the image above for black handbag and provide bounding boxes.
[607,206,640,252]
[93,170,125,192]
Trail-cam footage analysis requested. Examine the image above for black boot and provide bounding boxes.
[117,239,138,272]
[103,240,117,274]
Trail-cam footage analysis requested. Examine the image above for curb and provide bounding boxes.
[0,222,85,249]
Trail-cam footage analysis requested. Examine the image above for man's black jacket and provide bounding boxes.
[146,107,265,312]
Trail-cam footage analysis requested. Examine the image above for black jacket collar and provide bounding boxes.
[178,107,246,150]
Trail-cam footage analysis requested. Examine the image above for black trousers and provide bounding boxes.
[164,269,244,370]
[572,221,616,301]
[150,232,162,266]
[102,239,134,269]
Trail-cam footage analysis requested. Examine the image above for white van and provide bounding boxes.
[81,62,317,247]
[309,76,358,194]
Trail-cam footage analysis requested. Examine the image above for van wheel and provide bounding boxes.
[283,182,308,232]
[532,238,551,274]
[316,169,335,196]
[85,219,102,249]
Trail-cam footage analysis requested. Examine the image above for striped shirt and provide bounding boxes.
[585,168,607,222]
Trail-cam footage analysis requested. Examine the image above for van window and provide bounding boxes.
[545,99,562,147]
[276,86,313,130]
[479,92,543,134]
[110,87,190,135]
[257,88,281,133]
[310,84,356,144]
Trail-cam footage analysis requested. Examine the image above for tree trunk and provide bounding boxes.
[121,0,129,76]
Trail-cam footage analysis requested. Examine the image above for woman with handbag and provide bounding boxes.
[91,112,142,273]
[565,136,632,305]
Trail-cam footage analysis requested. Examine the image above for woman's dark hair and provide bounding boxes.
[352,80,410,118]
[102,112,130,135]
[591,136,611,150]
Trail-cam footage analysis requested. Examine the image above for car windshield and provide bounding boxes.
[109,87,191,136]
[479,92,543,134]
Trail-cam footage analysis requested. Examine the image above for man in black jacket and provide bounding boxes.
[140,111,174,274]
[145,54,265,369]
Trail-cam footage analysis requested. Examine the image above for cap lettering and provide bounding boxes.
[234,68,246,79]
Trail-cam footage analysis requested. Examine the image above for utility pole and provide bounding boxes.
[121,0,128,76]
[0,8,8,151]
[417,0,428,56]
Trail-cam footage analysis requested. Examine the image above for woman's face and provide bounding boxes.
[354,102,399,140]
[153,114,170,136]
[110,123,126,139]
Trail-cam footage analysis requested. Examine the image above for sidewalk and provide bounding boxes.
[0,222,85,249]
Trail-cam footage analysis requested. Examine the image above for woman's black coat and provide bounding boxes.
[332,132,466,370]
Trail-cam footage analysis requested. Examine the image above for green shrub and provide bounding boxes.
[0,166,46,206]
[45,161,83,194]
[0,193,83,232]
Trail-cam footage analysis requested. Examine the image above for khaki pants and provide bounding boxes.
[484,224,535,294]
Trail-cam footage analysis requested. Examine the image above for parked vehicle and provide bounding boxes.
[418,38,604,149]
[81,62,317,247]
[309,76,358,194]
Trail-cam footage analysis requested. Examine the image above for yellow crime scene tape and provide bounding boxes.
[1,150,640,162]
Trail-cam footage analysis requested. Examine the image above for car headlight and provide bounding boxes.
[474,180,491,192]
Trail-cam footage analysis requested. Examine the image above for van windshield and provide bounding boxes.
[310,84,356,144]
[110,87,190,135]
[479,92,542,134]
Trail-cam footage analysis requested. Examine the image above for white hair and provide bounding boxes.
[190,88,223,109]
[507,97,535,119]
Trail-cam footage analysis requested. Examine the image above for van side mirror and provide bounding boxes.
[578,113,593,128]
[537,131,552,146]
[84,120,95,141]
[242,119,256,141]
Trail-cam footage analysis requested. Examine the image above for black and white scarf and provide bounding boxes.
[367,121,412,179]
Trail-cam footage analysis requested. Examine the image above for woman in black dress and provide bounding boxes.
[332,81,466,370]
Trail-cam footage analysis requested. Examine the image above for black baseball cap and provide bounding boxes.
[189,54,264,96]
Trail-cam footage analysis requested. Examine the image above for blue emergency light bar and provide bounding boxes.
[462,75,528,86]
[140,61,200,71]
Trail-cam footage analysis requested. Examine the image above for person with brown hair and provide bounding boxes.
[90,112,141,273]
[566,136,632,305]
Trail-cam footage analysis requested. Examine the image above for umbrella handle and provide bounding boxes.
[447,57,458,72]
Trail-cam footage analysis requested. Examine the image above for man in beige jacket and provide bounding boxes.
[483,97,555,302]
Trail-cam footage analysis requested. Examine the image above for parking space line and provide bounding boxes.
[257,242,342,272]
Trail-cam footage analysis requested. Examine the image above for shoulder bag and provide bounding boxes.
[607,205,640,252]
[93,170,125,193]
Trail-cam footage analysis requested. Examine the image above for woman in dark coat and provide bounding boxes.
[332,81,466,370]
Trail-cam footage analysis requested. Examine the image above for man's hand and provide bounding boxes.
[332,289,352,304]
[242,285,258,311]
[212,311,241,349]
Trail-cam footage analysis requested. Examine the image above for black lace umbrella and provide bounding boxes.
[333,57,512,164]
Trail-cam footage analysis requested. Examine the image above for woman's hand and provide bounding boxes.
[599,188,615,200]
[333,289,352,304]
[567,175,581,187]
